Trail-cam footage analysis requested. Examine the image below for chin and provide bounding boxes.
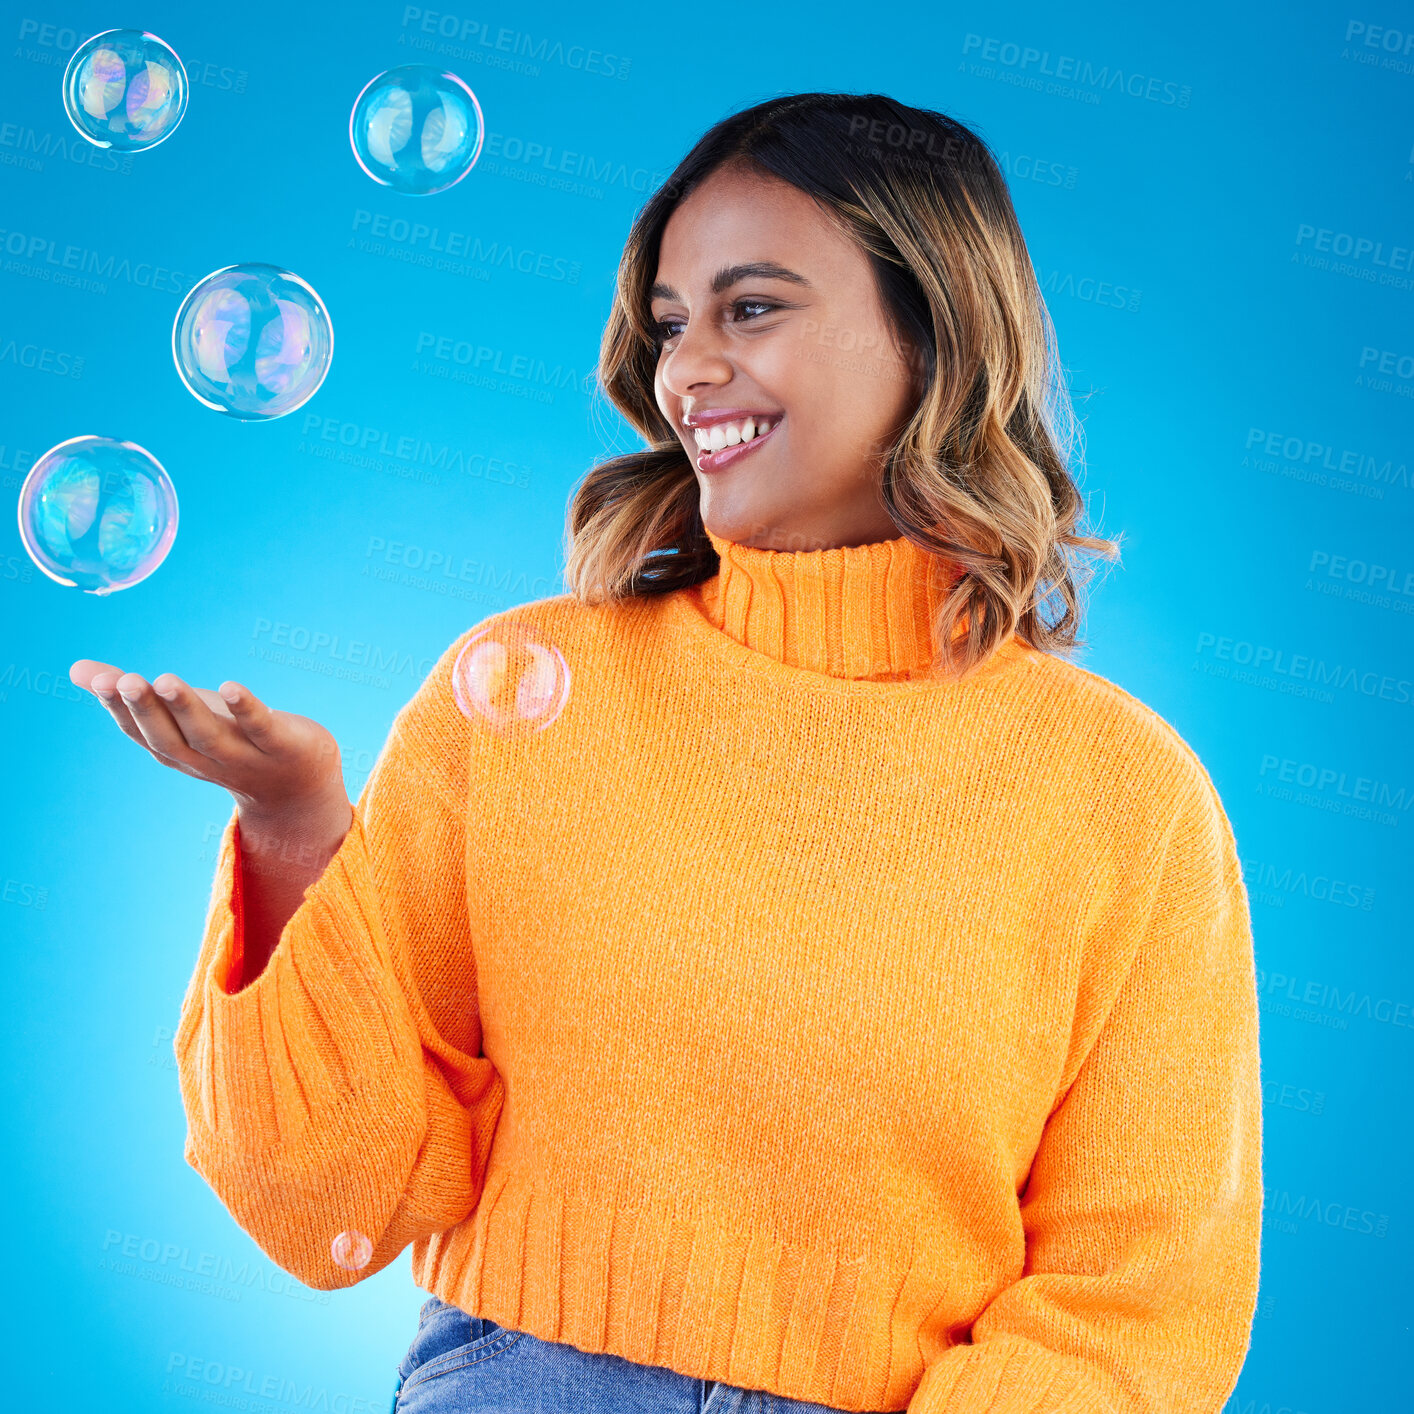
[698,507,752,544]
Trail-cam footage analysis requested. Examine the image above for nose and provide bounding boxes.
[658,317,734,399]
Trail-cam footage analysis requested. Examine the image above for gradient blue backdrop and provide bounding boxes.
[2,1,1409,1408]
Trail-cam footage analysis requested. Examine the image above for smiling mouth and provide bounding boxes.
[693,416,783,473]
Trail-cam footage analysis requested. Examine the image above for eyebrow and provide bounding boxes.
[650,261,812,303]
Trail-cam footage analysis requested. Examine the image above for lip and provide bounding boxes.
[682,406,782,430]
[693,416,783,474]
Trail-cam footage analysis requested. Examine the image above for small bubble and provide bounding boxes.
[452,624,571,736]
[350,65,484,195]
[62,29,188,152]
[330,1229,373,1271]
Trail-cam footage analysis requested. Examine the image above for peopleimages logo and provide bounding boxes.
[0,226,188,294]
[99,1229,330,1307]
[14,18,84,55]
[398,6,632,80]
[1193,629,1414,708]
[0,663,87,706]
[350,209,581,282]
[480,129,671,194]
[1243,426,1410,496]
[1295,223,1413,271]
[1358,345,1414,378]
[163,1352,381,1410]
[1248,870,1375,911]
[364,535,556,598]
[248,617,438,687]
[0,119,134,174]
[14,19,248,90]
[1307,547,1414,601]
[1258,749,1412,816]
[1037,268,1141,312]
[1256,967,1410,1039]
[1341,19,1414,74]
[413,331,593,398]
[0,335,83,378]
[960,33,1192,106]
[1292,222,1414,292]
[298,413,531,488]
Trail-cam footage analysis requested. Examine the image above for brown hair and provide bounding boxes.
[563,91,1123,679]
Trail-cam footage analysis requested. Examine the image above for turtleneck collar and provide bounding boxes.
[698,526,980,680]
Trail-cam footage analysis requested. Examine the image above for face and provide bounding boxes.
[651,163,922,552]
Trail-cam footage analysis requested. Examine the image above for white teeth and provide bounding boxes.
[692,416,776,453]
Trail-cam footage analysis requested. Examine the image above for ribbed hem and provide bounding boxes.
[174,802,424,1154]
[703,528,958,679]
[408,1167,958,1413]
[907,1336,1106,1412]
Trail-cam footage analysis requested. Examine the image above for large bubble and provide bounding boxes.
[18,436,178,595]
[452,624,571,737]
[62,29,188,152]
[349,65,484,195]
[172,264,334,420]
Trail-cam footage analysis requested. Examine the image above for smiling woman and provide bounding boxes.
[163,90,1263,1414]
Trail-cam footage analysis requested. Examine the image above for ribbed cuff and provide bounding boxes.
[175,801,423,1156]
[908,1337,1107,1413]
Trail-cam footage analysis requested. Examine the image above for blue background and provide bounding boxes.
[2,0,1410,1407]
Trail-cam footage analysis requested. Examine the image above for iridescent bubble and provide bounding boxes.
[62,29,188,152]
[453,624,571,737]
[330,1229,373,1272]
[172,264,334,420]
[349,65,484,195]
[17,435,178,595]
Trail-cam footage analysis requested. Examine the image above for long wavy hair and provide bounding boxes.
[563,91,1122,679]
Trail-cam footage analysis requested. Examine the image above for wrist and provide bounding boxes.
[235,789,352,848]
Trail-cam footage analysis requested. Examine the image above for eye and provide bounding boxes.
[650,300,779,350]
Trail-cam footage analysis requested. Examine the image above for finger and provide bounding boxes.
[150,673,259,763]
[216,681,281,752]
[114,673,216,772]
[85,668,152,744]
[71,659,125,698]
[94,691,152,750]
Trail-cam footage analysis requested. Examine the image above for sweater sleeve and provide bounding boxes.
[172,629,504,1290]
[909,766,1264,1414]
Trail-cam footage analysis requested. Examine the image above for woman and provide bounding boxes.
[72,92,1263,1414]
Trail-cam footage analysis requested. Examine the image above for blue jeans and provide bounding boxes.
[392,1295,905,1412]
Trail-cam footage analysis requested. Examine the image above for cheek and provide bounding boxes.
[775,324,874,416]
[762,340,871,451]
[831,358,908,444]
[653,367,674,423]
[747,336,820,421]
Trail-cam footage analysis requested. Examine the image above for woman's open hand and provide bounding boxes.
[69,659,346,815]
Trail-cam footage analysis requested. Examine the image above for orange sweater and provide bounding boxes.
[174,527,1264,1414]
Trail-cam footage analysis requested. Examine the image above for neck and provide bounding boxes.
[699,525,970,680]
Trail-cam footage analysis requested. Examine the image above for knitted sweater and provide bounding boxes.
[174,527,1264,1414]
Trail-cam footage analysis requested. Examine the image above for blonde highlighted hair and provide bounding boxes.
[564,91,1122,679]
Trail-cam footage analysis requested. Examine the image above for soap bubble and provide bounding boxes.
[452,624,571,736]
[173,264,334,420]
[17,435,178,595]
[349,65,484,195]
[62,29,188,151]
[330,1230,372,1272]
